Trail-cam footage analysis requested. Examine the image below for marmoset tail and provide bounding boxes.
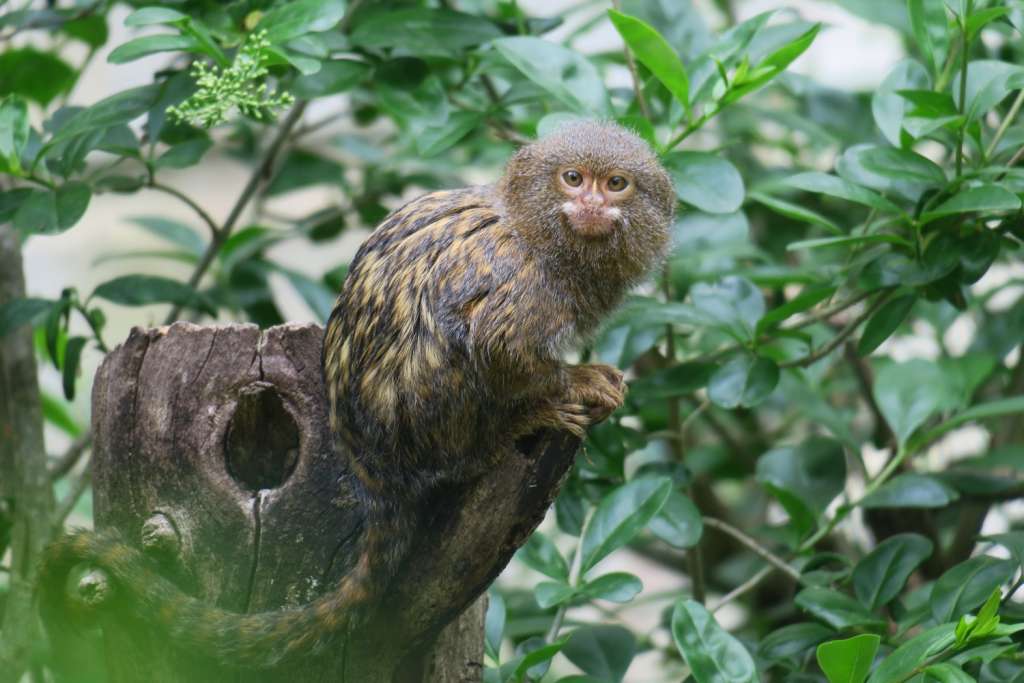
[38,120,676,667]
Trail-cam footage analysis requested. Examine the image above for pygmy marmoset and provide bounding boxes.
[38,120,676,666]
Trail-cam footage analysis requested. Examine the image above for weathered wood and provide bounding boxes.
[0,225,56,682]
[86,322,578,681]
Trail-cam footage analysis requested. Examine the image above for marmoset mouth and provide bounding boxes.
[561,202,622,238]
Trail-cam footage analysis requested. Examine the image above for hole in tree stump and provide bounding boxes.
[225,384,299,491]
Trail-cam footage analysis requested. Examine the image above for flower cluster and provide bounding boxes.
[167,31,294,128]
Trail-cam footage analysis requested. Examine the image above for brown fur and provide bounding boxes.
[37,121,675,667]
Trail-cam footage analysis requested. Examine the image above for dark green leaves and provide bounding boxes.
[255,0,347,43]
[671,600,759,683]
[493,37,610,115]
[351,9,500,58]
[858,295,916,356]
[795,587,885,630]
[0,48,76,106]
[852,533,933,610]
[708,355,778,409]
[873,359,962,446]
[92,275,214,315]
[0,297,54,337]
[930,556,1017,623]
[816,634,880,683]
[0,96,29,173]
[580,477,671,573]
[756,437,846,536]
[608,10,689,113]
[665,152,745,214]
[13,183,91,235]
[562,626,635,683]
[291,60,371,99]
[861,474,959,509]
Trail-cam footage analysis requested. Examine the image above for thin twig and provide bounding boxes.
[956,4,971,177]
[163,100,308,324]
[702,517,801,581]
[149,181,220,238]
[48,433,92,482]
[778,291,894,369]
[710,565,773,613]
[986,89,1024,159]
[51,462,92,533]
[611,0,652,121]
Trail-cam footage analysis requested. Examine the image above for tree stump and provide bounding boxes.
[83,322,579,682]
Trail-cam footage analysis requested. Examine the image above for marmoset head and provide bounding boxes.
[499,121,676,248]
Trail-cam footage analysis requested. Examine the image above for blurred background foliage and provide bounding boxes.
[1,0,1024,681]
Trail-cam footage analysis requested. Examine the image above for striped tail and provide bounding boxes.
[37,497,415,668]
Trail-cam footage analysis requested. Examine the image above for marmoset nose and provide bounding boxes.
[581,191,605,208]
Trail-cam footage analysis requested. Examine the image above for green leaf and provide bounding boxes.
[0,48,76,106]
[416,111,483,157]
[0,297,53,338]
[292,59,371,98]
[0,96,29,173]
[278,268,335,322]
[872,59,930,145]
[512,637,569,683]
[930,556,1017,623]
[816,634,880,683]
[671,599,759,683]
[562,625,635,683]
[580,477,672,573]
[608,10,689,112]
[92,275,215,315]
[61,336,86,400]
[785,172,899,212]
[648,490,703,549]
[665,151,744,214]
[628,362,715,400]
[953,60,1024,121]
[518,532,569,582]
[708,355,779,409]
[578,572,643,603]
[129,216,206,256]
[690,276,764,341]
[493,37,610,116]
[749,191,842,235]
[108,34,201,64]
[351,8,500,58]
[484,591,505,662]
[917,396,1024,447]
[861,474,959,509]
[786,234,912,252]
[256,0,348,43]
[873,359,962,445]
[756,286,837,333]
[756,437,846,536]
[922,663,977,683]
[758,623,835,664]
[795,587,886,630]
[13,183,91,235]
[908,0,949,75]
[154,137,212,169]
[41,391,84,437]
[920,185,1021,223]
[858,295,916,356]
[859,147,946,187]
[966,7,1010,40]
[124,7,188,26]
[866,624,955,683]
[721,24,820,106]
[61,15,109,48]
[42,84,162,156]
[852,533,934,610]
[535,581,575,609]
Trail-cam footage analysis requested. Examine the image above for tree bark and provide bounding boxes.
[78,321,577,681]
[0,225,56,682]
